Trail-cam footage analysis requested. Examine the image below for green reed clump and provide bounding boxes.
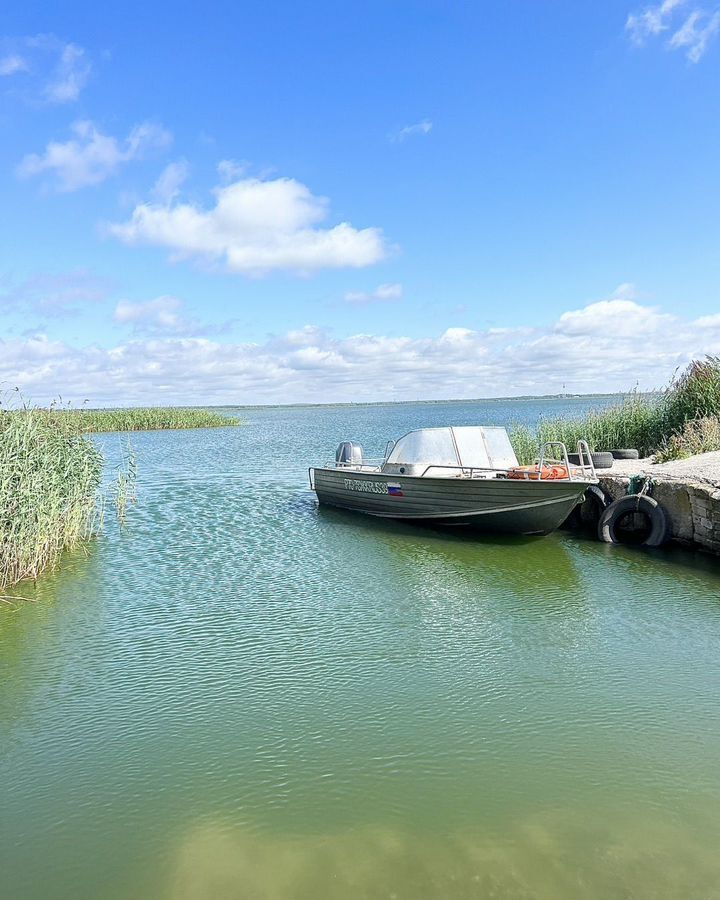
[662,357,720,435]
[0,406,102,590]
[48,407,241,433]
[510,357,720,464]
[654,416,720,463]
[508,424,538,466]
[510,394,664,463]
[537,392,667,457]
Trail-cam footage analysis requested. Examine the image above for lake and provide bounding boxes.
[2,398,720,899]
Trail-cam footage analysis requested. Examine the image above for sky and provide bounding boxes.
[1,0,720,406]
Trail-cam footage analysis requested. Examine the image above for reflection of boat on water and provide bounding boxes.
[310,426,597,537]
[315,502,583,601]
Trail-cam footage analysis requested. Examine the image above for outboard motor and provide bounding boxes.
[335,441,363,466]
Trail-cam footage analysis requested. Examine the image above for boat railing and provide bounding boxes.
[319,439,598,482]
[327,457,385,470]
[537,439,597,482]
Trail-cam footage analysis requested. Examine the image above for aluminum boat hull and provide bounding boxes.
[311,467,590,535]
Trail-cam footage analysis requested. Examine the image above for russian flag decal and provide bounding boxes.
[387,483,404,497]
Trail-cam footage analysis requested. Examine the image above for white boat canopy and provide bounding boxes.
[385,426,518,471]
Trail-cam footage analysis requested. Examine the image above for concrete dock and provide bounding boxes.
[596,451,720,555]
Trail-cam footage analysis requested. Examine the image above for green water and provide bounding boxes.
[2,400,720,900]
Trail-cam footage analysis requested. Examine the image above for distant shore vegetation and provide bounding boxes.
[45,406,242,433]
[510,357,720,464]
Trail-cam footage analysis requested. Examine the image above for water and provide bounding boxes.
[2,399,720,900]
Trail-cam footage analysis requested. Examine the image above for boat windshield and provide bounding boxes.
[385,426,518,470]
[386,428,458,467]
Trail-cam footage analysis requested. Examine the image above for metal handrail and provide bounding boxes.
[575,439,597,480]
[538,441,571,476]
[329,457,385,469]
[320,440,599,482]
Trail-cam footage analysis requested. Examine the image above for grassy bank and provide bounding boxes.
[49,406,241,433]
[510,357,720,464]
[1,407,102,590]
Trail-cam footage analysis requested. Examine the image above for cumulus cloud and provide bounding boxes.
[5,298,720,406]
[695,312,720,327]
[390,119,433,143]
[17,120,172,191]
[555,298,672,335]
[344,283,403,305]
[0,35,90,101]
[626,0,720,61]
[108,175,387,276]
[113,295,206,336]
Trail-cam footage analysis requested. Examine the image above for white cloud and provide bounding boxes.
[0,270,110,317]
[5,297,720,406]
[669,8,720,61]
[344,283,403,305]
[43,41,90,102]
[152,160,190,204]
[217,159,249,182]
[626,0,720,60]
[1,35,91,101]
[390,119,433,143]
[108,175,388,276]
[612,282,639,300]
[695,313,720,327]
[17,120,172,191]
[626,0,687,43]
[113,295,205,336]
[0,54,28,76]
[555,298,672,336]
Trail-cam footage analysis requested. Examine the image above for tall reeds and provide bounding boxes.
[510,356,720,464]
[47,406,241,433]
[1,406,102,590]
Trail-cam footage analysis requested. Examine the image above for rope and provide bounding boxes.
[627,474,652,497]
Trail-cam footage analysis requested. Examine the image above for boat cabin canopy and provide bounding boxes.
[384,426,518,472]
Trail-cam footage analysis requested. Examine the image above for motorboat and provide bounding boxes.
[309,426,598,536]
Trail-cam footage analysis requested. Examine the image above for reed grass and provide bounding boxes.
[509,357,720,465]
[1,405,102,590]
[48,406,241,433]
[654,416,720,463]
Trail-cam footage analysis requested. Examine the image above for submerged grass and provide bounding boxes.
[510,356,720,465]
[1,405,102,590]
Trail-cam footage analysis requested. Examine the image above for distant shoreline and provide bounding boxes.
[73,392,659,413]
[219,392,655,412]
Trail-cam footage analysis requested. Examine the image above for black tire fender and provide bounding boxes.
[590,451,614,469]
[581,484,608,525]
[562,484,608,530]
[597,495,670,547]
[611,449,640,460]
[568,451,614,469]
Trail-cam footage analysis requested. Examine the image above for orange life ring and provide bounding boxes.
[508,465,569,481]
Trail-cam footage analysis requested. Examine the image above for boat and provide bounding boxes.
[309,426,598,536]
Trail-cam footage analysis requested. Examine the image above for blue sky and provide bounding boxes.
[1,0,720,404]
